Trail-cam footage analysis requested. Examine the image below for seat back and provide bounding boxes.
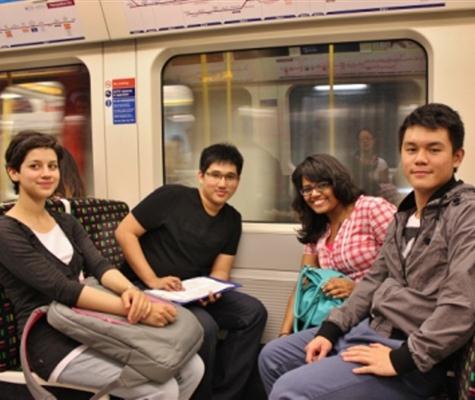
[0,203,17,372]
[68,198,129,268]
[0,287,19,372]
[454,335,475,400]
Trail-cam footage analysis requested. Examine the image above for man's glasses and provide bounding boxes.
[205,171,239,183]
[300,181,332,197]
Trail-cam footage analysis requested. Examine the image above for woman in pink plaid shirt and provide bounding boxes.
[279,154,396,337]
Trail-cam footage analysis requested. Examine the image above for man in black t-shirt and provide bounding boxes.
[116,143,267,400]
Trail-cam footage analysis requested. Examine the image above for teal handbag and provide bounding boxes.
[293,265,345,332]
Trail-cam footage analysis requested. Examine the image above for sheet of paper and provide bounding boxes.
[145,276,239,304]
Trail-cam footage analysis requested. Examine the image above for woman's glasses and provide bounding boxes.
[300,181,332,197]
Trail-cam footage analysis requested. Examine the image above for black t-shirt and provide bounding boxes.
[122,185,242,281]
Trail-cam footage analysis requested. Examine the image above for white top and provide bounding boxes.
[33,223,86,380]
[402,213,420,259]
[33,224,74,265]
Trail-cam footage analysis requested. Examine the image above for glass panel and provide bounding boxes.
[162,40,427,222]
[0,65,92,201]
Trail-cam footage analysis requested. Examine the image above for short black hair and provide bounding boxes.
[291,154,362,244]
[5,130,63,194]
[199,143,243,175]
[398,103,464,152]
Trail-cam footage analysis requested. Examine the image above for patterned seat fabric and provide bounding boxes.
[455,335,475,400]
[69,198,129,268]
[0,287,19,372]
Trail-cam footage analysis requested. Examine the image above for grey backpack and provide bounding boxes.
[21,281,204,400]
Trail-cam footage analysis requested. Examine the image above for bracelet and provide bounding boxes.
[278,332,291,337]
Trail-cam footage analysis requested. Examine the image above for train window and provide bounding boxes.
[0,65,92,201]
[162,40,427,222]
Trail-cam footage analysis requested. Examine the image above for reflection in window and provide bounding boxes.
[162,40,427,222]
[0,65,92,201]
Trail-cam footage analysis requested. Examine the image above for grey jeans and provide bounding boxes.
[54,348,204,400]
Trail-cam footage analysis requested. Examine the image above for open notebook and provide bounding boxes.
[145,276,241,304]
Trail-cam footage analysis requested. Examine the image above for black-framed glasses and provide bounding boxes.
[205,171,239,183]
[300,181,332,197]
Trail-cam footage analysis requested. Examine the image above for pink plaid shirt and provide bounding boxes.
[303,195,396,281]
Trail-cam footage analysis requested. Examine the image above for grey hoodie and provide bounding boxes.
[319,179,475,373]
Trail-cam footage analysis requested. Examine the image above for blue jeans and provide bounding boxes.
[259,319,445,400]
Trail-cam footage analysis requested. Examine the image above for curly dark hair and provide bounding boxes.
[292,154,362,244]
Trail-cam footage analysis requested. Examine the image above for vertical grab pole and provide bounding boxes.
[225,51,233,141]
[1,72,14,197]
[328,44,335,156]
[200,54,211,146]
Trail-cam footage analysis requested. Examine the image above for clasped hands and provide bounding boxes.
[121,286,176,327]
[305,336,397,376]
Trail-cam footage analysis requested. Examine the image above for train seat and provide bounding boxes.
[0,197,129,399]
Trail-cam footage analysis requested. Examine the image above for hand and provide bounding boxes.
[340,343,397,376]
[322,278,355,299]
[121,287,152,324]
[199,292,221,307]
[305,336,333,363]
[148,276,183,291]
[141,301,177,327]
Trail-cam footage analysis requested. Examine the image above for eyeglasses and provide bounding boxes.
[300,181,332,197]
[205,171,239,183]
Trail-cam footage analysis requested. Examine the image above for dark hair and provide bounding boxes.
[5,130,63,194]
[292,154,362,244]
[55,147,85,198]
[398,103,464,152]
[357,127,374,140]
[199,143,244,175]
[355,128,376,155]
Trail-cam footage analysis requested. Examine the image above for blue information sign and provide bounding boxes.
[112,78,136,124]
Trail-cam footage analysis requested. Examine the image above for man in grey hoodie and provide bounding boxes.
[259,103,475,400]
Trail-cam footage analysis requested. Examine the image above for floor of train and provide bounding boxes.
[0,355,267,399]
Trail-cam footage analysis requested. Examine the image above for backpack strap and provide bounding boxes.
[20,306,57,400]
[21,306,144,400]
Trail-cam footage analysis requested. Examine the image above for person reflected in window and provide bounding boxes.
[353,128,401,204]
[55,146,85,198]
[0,131,204,400]
[115,143,267,400]
[353,128,389,194]
[278,154,396,337]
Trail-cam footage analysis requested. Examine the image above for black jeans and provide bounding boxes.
[188,290,267,400]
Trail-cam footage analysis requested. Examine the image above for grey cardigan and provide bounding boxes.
[319,179,475,374]
[0,211,114,379]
